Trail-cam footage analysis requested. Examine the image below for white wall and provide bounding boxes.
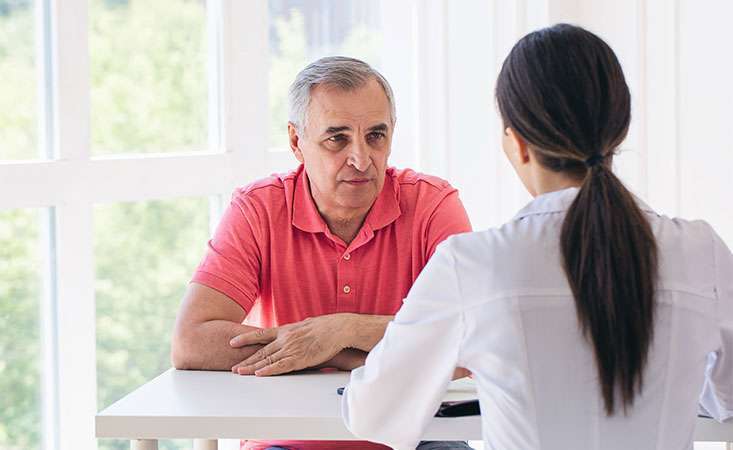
[439,0,733,247]
[571,0,733,244]
[676,1,733,244]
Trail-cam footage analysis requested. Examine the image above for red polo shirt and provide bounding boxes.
[192,164,471,450]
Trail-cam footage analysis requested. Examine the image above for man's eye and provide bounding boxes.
[367,132,385,142]
[323,134,348,151]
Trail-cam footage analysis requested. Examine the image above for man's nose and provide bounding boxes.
[347,139,371,172]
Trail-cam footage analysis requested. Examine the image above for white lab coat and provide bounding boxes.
[342,187,733,450]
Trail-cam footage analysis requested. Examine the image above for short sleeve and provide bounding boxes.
[191,195,262,313]
[424,190,472,259]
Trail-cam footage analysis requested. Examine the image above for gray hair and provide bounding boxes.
[288,56,396,131]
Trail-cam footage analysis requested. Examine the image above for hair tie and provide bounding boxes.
[584,153,605,168]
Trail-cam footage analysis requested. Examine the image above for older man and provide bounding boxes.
[172,57,472,450]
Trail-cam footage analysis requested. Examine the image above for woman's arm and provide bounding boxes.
[341,238,466,449]
[700,226,733,420]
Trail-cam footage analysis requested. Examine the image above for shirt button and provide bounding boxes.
[343,285,352,294]
[343,253,351,260]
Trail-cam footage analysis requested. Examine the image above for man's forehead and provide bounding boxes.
[313,108,391,128]
[308,113,392,137]
[307,81,392,126]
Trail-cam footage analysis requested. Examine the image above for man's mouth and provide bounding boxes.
[343,178,371,185]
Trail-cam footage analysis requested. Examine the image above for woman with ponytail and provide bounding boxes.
[341,24,733,450]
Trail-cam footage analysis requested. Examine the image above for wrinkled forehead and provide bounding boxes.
[305,80,393,132]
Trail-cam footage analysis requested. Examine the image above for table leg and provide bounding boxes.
[194,439,218,450]
[130,439,158,450]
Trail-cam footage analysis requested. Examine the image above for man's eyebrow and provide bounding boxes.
[323,126,352,134]
[367,123,389,132]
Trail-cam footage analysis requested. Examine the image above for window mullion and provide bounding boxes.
[46,1,96,450]
[220,0,268,190]
[51,203,96,450]
[36,0,60,446]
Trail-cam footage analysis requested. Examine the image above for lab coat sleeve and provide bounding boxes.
[341,238,466,449]
[700,227,733,421]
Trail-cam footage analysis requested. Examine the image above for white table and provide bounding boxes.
[96,369,733,449]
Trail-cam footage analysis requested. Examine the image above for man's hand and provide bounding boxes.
[229,314,354,376]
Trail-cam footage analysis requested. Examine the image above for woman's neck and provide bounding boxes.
[528,164,583,197]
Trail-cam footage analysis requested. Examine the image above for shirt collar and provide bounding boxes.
[512,186,657,221]
[365,171,401,231]
[292,165,402,234]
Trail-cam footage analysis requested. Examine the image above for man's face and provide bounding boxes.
[288,78,393,214]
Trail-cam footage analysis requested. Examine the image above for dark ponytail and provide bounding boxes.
[496,24,658,415]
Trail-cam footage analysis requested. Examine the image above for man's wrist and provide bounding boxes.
[315,348,366,371]
[337,313,392,352]
[331,348,367,371]
[338,313,360,349]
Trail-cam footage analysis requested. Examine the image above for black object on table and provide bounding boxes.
[435,399,481,417]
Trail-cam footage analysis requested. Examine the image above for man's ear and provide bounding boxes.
[506,127,530,165]
[288,122,304,164]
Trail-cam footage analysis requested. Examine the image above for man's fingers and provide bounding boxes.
[236,351,285,376]
[231,342,279,372]
[254,356,298,377]
[229,327,277,348]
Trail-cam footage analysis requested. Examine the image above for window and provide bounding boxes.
[95,197,210,450]
[0,208,43,449]
[0,0,39,160]
[89,0,208,155]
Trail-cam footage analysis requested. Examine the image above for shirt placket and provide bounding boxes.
[335,246,355,313]
[334,227,375,313]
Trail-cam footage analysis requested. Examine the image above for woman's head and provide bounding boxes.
[496,23,631,191]
[495,24,658,416]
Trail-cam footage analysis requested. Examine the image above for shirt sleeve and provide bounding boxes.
[342,238,465,449]
[191,194,262,313]
[700,226,733,421]
[424,190,472,260]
